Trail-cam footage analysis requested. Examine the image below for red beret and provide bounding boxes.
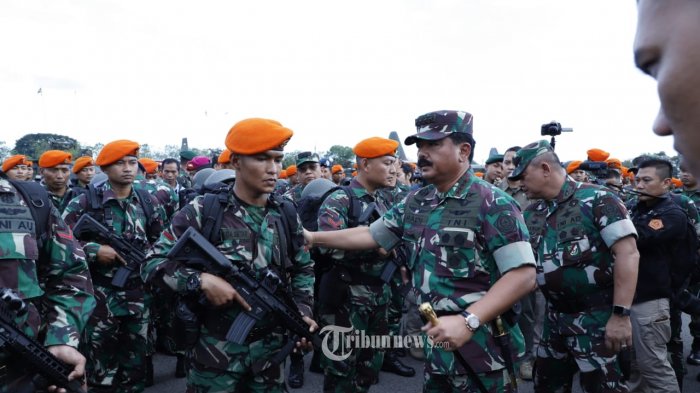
[331,164,343,174]
[286,165,297,176]
[225,118,293,155]
[218,150,232,164]
[96,140,140,166]
[587,148,609,162]
[72,156,95,173]
[2,155,27,172]
[353,137,399,159]
[566,160,582,174]
[39,150,72,168]
[139,158,158,174]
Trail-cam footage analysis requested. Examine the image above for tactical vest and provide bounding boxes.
[403,186,486,283]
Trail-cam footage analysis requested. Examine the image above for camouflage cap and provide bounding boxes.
[405,110,473,146]
[485,154,504,166]
[296,151,320,166]
[508,140,554,181]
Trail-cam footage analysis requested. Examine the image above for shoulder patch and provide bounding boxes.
[496,214,517,234]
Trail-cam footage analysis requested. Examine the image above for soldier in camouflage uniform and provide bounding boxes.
[38,150,83,214]
[0,174,96,391]
[510,140,639,393]
[307,110,537,393]
[1,155,30,181]
[317,136,415,392]
[143,118,317,393]
[73,156,96,188]
[283,152,322,203]
[63,140,167,393]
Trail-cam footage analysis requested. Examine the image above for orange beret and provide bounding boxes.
[587,148,610,162]
[96,140,140,166]
[566,160,582,174]
[218,150,232,164]
[331,164,343,174]
[278,169,287,179]
[139,158,158,174]
[672,178,683,188]
[72,156,95,173]
[39,150,72,168]
[2,155,27,172]
[605,158,622,170]
[352,171,357,177]
[353,163,358,169]
[225,118,293,155]
[474,172,484,178]
[286,165,297,176]
[353,137,399,159]
[26,160,33,167]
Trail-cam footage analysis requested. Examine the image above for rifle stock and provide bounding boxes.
[167,227,322,349]
[72,214,147,288]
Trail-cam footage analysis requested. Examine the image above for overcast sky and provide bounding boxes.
[0,0,670,163]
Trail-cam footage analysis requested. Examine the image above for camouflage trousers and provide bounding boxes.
[320,299,389,393]
[185,326,286,393]
[83,288,150,393]
[387,276,405,336]
[534,317,627,393]
[423,368,515,393]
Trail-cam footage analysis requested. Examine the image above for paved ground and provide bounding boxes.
[146,314,700,392]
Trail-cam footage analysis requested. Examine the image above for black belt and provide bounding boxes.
[547,289,614,314]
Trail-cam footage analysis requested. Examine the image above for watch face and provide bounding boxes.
[466,314,480,329]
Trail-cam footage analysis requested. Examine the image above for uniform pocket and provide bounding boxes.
[557,236,593,267]
[434,227,477,278]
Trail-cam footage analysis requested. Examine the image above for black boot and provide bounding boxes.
[175,353,187,378]
[689,345,700,365]
[145,355,154,387]
[287,352,304,389]
[309,351,323,374]
[381,350,415,377]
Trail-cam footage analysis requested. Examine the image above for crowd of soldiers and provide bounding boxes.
[0,2,699,393]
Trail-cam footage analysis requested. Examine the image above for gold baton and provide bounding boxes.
[419,303,440,326]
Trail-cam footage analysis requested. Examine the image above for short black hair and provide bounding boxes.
[448,133,476,163]
[162,158,180,171]
[505,146,522,154]
[638,158,673,180]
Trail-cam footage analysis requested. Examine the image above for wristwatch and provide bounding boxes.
[186,272,202,294]
[461,311,481,332]
[612,305,631,317]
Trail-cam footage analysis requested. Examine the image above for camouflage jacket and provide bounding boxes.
[142,191,314,320]
[134,178,179,224]
[369,170,535,375]
[44,183,83,214]
[283,184,304,203]
[523,179,637,333]
[674,188,700,236]
[499,179,531,211]
[0,178,95,347]
[62,181,166,313]
[318,178,392,305]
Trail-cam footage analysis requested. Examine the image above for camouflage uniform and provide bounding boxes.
[283,183,304,203]
[524,178,637,392]
[369,171,534,392]
[0,178,96,388]
[317,178,392,392]
[63,181,166,393]
[135,178,180,222]
[142,192,314,393]
[44,183,83,214]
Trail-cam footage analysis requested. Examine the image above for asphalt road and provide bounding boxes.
[146,314,700,393]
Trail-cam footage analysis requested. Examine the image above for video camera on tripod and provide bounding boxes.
[540,121,573,150]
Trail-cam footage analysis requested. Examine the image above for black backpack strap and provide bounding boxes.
[339,186,363,228]
[200,192,229,244]
[85,183,105,224]
[9,180,52,251]
[273,194,304,263]
[133,187,155,225]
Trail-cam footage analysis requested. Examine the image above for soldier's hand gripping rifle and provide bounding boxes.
[167,227,322,351]
[0,289,86,393]
[72,214,147,288]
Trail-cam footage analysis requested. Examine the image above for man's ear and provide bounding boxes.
[231,154,242,171]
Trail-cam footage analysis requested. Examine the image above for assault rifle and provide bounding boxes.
[72,214,147,288]
[0,289,86,393]
[167,227,322,350]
